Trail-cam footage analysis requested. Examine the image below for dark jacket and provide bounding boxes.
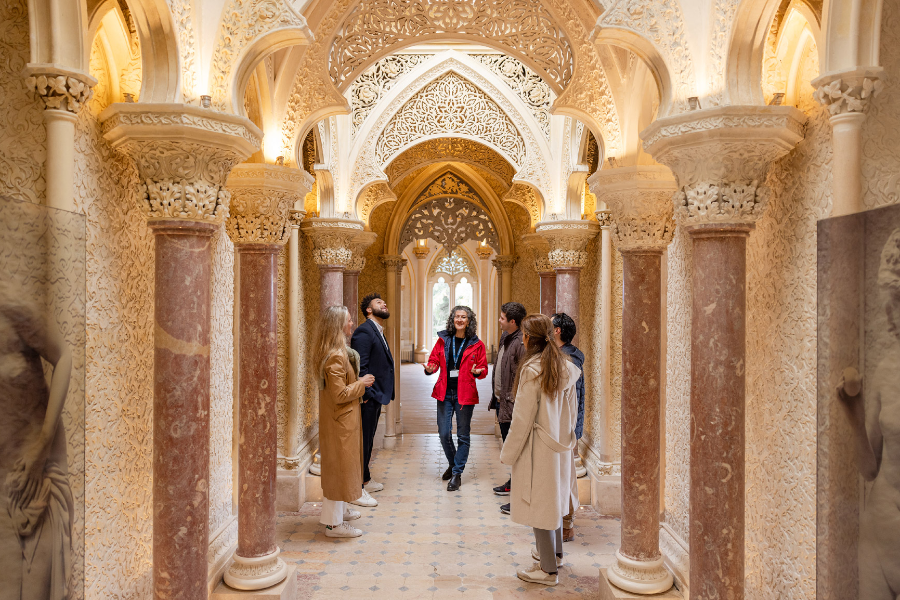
[350,318,394,405]
[559,343,585,439]
[425,331,488,405]
[492,328,524,423]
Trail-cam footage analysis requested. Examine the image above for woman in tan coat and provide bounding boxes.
[315,306,375,538]
[500,314,580,586]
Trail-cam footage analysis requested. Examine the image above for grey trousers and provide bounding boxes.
[533,521,563,574]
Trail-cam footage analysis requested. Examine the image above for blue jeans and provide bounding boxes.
[437,395,474,475]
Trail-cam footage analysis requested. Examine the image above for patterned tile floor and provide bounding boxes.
[277,434,620,599]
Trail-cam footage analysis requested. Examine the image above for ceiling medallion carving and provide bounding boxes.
[471,54,553,138]
[399,197,499,254]
[349,54,430,138]
[328,0,574,92]
[385,138,516,186]
[375,72,527,166]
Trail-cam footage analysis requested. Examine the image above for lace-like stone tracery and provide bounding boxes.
[399,197,499,254]
[376,72,526,166]
[349,54,430,137]
[471,54,553,138]
[430,247,474,276]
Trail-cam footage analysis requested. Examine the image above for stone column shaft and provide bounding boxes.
[343,270,360,315]
[382,255,406,437]
[415,248,430,361]
[538,272,556,316]
[286,221,301,459]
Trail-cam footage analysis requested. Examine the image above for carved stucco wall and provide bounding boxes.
[297,231,321,451]
[0,0,46,204]
[504,202,539,314]
[359,202,392,305]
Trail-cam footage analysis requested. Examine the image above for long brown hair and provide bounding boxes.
[511,314,568,397]
[314,305,350,378]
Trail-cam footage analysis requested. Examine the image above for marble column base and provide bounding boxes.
[600,567,681,600]
[606,552,675,596]
[224,548,288,591]
[308,453,321,476]
[214,565,296,600]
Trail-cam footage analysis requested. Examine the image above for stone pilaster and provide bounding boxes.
[300,218,365,310]
[381,255,407,437]
[642,105,806,600]
[101,103,261,600]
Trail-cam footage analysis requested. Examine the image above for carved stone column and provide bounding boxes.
[223,164,306,592]
[812,69,883,216]
[414,243,431,361]
[643,106,806,600]
[491,254,517,309]
[595,209,615,466]
[537,221,600,342]
[101,104,261,600]
[344,233,377,319]
[596,168,677,595]
[25,65,96,211]
[522,233,555,316]
[382,255,407,437]
[475,244,494,341]
[300,218,364,311]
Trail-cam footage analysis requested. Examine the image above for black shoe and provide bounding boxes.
[500,503,510,515]
[442,466,453,481]
[493,479,511,496]
[447,473,462,491]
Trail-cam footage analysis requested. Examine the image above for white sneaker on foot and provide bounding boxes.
[364,480,384,493]
[349,489,378,507]
[516,563,558,586]
[531,546,563,567]
[343,507,361,521]
[325,522,362,538]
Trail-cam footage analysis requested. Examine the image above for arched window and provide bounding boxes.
[431,277,450,343]
[455,276,473,308]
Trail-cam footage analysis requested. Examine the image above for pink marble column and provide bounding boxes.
[689,223,751,600]
[555,267,580,322]
[343,269,360,316]
[226,243,288,589]
[150,220,216,600]
[320,265,345,311]
[539,271,557,316]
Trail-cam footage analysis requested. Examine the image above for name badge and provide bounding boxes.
[449,370,459,378]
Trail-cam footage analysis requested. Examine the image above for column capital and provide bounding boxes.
[381,254,407,273]
[812,68,884,116]
[491,254,518,273]
[474,244,493,260]
[100,103,262,226]
[289,209,306,229]
[589,166,677,252]
[24,64,97,113]
[641,105,806,228]
[347,231,378,272]
[300,217,365,268]
[535,220,600,269]
[520,233,553,273]
[226,164,310,246]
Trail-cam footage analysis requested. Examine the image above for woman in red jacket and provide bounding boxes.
[424,305,488,492]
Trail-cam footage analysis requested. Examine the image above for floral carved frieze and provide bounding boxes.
[812,70,884,115]
[328,0,575,91]
[536,220,600,269]
[101,104,262,225]
[418,172,486,208]
[226,164,309,245]
[24,65,97,113]
[399,196,499,254]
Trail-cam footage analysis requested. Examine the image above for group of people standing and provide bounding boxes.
[312,291,586,587]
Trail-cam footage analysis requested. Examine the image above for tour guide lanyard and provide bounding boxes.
[449,336,467,376]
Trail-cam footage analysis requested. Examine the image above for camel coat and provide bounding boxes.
[319,349,367,502]
[499,356,580,531]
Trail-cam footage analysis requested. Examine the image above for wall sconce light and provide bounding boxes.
[275,156,285,166]
[606,156,619,168]
[688,96,701,111]
[123,93,134,103]
[200,95,212,109]
[769,93,785,106]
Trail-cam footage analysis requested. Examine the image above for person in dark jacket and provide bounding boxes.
[424,306,488,491]
[492,302,526,505]
[551,312,585,542]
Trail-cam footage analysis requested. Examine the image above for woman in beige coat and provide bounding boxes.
[315,306,375,538]
[500,314,580,586]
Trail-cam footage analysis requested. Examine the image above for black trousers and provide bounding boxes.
[499,420,511,442]
[361,399,383,484]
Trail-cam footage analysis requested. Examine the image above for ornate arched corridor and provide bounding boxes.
[1,0,899,598]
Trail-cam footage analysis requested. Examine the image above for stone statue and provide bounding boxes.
[0,280,73,600]
[839,228,900,600]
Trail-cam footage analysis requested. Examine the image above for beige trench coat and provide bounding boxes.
[319,349,367,502]
[499,357,580,531]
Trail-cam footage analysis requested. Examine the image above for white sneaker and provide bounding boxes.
[516,563,558,586]
[349,489,378,507]
[364,480,384,493]
[531,546,563,567]
[325,522,362,538]
[343,507,361,521]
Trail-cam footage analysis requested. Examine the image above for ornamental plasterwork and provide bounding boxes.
[706,0,742,107]
[502,183,542,228]
[813,74,884,115]
[349,55,430,137]
[328,0,575,92]
[208,0,312,110]
[226,165,310,244]
[417,172,486,209]
[399,197,499,254]
[471,54,553,138]
[430,248,474,277]
[357,182,397,226]
[536,220,600,269]
[24,66,96,113]
[673,181,769,226]
[375,73,527,166]
[491,255,517,273]
[166,0,199,104]
[385,137,515,186]
[300,219,363,267]
[606,191,675,251]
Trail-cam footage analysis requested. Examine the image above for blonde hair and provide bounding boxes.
[511,314,568,397]
[313,305,350,378]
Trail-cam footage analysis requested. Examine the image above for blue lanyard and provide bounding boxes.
[450,336,467,369]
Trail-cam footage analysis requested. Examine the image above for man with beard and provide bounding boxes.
[349,292,395,506]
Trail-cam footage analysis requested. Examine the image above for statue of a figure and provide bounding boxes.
[0,280,73,600]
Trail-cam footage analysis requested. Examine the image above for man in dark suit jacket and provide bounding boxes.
[350,292,395,500]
